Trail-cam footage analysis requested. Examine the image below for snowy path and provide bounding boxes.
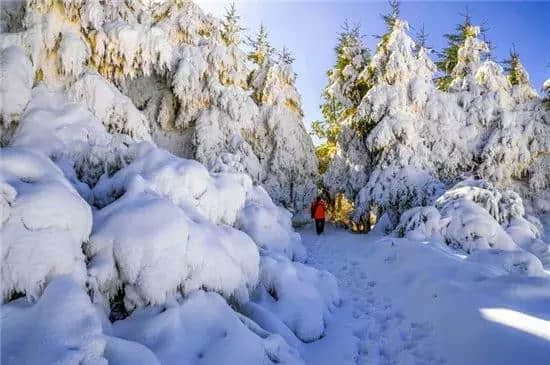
[299,224,550,365]
[300,225,443,365]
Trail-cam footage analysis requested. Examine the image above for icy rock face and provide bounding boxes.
[324,17,550,225]
[395,180,548,275]
[0,0,318,220]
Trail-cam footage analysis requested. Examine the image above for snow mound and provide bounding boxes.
[112,290,304,365]
[0,148,91,301]
[395,180,547,275]
[87,143,260,310]
[1,276,107,365]
[69,72,152,141]
[355,166,445,225]
[254,254,340,342]
[237,185,306,262]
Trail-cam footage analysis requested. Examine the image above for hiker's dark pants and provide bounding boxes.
[315,219,325,235]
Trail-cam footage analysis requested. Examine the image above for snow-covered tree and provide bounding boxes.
[248,37,318,220]
[0,0,318,221]
[313,21,371,174]
[435,11,490,90]
[322,3,550,231]
[503,48,538,102]
[221,1,245,47]
[247,24,275,66]
[0,2,333,361]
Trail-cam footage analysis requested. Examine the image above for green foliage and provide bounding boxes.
[435,9,489,90]
[278,46,295,65]
[221,2,244,46]
[312,20,373,174]
[503,47,529,86]
[247,24,274,65]
[381,0,400,30]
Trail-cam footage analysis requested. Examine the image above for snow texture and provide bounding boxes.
[324,16,550,229]
[0,0,318,220]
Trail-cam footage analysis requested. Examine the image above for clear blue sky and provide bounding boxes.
[198,1,550,135]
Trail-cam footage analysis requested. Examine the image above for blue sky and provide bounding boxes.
[197,1,550,134]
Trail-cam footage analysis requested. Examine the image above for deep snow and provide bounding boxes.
[299,224,550,365]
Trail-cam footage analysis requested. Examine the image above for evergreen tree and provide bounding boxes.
[312,21,371,173]
[415,24,429,52]
[435,9,490,90]
[247,24,274,65]
[503,47,530,86]
[221,1,245,47]
[278,46,295,65]
[381,0,400,29]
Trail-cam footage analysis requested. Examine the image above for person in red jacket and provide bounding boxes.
[311,196,326,235]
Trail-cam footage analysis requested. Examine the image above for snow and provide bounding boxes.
[1,276,107,365]
[300,225,550,365]
[254,254,340,342]
[324,14,550,228]
[0,148,91,302]
[0,46,33,140]
[112,291,304,365]
[0,0,318,220]
[236,185,306,261]
[1,1,549,364]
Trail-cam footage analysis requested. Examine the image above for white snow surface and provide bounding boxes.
[300,224,550,365]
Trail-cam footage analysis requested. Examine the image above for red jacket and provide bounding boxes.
[311,200,326,220]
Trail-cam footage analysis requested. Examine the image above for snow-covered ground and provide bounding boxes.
[300,224,550,365]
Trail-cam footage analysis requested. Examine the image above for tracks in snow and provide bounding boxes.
[301,226,444,365]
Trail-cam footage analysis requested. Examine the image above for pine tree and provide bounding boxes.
[221,1,245,47]
[382,0,400,29]
[278,46,295,65]
[435,9,490,90]
[503,47,529,86]
[247,24,274,65]
[312,21,371,173]
[415,24,429,52]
